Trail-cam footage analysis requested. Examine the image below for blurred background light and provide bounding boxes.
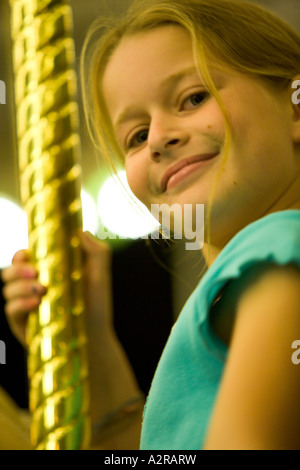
[97,170,159,240]
[81,189,99,235]
[0,191,99,269]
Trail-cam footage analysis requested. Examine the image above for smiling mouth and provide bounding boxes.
[161,153,219,192]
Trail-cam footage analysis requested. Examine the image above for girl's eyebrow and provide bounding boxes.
[114,106,146,132]
[114,66,200,131]
[159,66,200,91]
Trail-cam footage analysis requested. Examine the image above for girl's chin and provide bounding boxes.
[158,188,209,207]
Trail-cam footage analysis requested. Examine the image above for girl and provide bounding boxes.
[2,0,300,449]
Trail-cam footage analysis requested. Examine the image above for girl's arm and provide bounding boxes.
[204,264,300,450]
[1,233,143,450]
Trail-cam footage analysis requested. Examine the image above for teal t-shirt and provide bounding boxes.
[140,210,300,450]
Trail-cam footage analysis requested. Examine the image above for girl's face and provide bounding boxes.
[102,26,299,246]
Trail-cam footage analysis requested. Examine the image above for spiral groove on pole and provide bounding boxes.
[9,0,91,450]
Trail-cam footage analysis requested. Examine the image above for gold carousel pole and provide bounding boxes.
[9,0,91,450]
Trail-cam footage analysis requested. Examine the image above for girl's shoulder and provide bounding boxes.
[208,210,300,345]
[217,210,300,276]
[210,261,300,345]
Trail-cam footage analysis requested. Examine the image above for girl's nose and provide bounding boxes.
[148,116,189,160]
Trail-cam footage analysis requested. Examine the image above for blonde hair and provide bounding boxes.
[80,0,300,251]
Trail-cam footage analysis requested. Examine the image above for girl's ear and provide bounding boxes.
[291,76,300,143]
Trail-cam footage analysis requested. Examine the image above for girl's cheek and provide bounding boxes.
[125,162,147,201]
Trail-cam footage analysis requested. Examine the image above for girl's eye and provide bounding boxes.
[182,92,209,111]
[127,129,149,149]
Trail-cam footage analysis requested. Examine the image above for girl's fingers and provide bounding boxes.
[4,295,41,347]
[79,231,111,256]
[79,231,111,274]
[5,308,31,347]
[1,263,38,284]
[4,295,41,319]
[2,279,47,303]
[0,249,45,347]
[12,249,31,264]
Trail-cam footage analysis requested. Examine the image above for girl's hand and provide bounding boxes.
[1,232,142,448]
[1,249,47,347]
[79,231,114,335]
[0,232,113,346]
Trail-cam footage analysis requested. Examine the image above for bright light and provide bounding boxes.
[0,192,99,269]
[0,197,28,268]
[81,189,98,235]
[97,171,159,239]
